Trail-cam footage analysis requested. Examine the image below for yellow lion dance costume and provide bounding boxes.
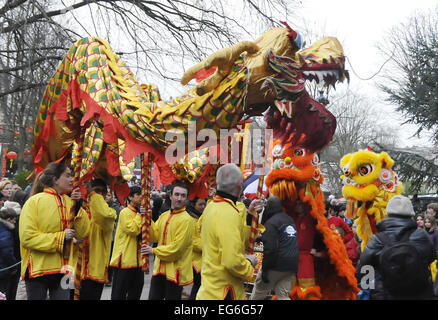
[340,148,402,250]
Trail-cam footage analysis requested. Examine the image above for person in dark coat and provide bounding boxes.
[249,196,298,300]
[357,195,437,300]
[424,215,438,254]
[0,207,19,299]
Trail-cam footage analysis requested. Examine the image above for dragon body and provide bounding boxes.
[33,26,347,200]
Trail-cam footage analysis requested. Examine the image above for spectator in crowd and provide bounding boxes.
[352,221,362,254]
[325,202,337,218]
[0,180,13,200]
[416,214,425,229]
[424,215,438,254]
[2,201,22,300]
[426,203,438,218]
[326,203,354,245]
[10,181,21,193]
[151,192,163,222]
[337,203,353,227]
[357,195,436,300]
[0,207,19,300]
[334,226,360,266]
[250,196,298,300]
[158,186,172,215]
[186,197,206,300]
[0,194,7,208]
[141,182,195,300]
[110,186,144,300]
[8,192,28,300]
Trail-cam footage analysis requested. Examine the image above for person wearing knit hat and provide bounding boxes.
[0,207,18,300]
[3,201,21,216]
[357,195,437,300]
[1,201,21,300]
[386,195,415,217]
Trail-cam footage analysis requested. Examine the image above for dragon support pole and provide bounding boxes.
[140,153,153,273]
[247,162,265,254]
[71,126,86,300]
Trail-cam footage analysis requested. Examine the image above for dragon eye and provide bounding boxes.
[357,164,373,176]
[293,148,305,156]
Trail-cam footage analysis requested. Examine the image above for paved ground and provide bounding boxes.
[100,257,193,300]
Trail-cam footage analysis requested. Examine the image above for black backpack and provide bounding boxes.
[376,229,430,296]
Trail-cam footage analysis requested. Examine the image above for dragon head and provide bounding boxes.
[245,25,348,153]
[181,25,348,154]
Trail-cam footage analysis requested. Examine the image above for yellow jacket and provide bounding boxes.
[151,207,194,286]
[110,205,142,269]
[196,195,254,300]
[19,187,90,279]
[78,192,117,283]
[191,215,202,273]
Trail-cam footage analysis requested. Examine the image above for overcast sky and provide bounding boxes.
[298,0,437,147]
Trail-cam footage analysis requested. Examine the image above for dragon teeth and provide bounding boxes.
[303,70,340,83]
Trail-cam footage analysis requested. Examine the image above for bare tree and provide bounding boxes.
[1,0,300,96]
[319,88,399,196]
[0,1,71,172]
[0,0,300,171]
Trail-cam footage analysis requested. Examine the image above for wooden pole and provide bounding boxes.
[140,153,153,273]
[247,163,265,254]
[71,126,86,300]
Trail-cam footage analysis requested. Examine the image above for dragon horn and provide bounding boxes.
[181,41,259,96]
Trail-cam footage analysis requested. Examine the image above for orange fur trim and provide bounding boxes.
[265,165,315,187]
[289,285,322,300]
[268,179,298,203]
[298,186,359,299]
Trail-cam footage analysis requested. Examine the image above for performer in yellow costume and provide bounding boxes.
[19,162,90,300]
[110,186,143,300]
[142,182,195,300]
[76,179,117,300]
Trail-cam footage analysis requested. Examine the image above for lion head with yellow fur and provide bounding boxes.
[340,148,402,250]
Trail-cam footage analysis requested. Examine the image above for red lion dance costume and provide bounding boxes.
[262,33,359,297]
[265,138,359,300]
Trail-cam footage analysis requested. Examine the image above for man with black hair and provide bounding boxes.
[326,202,353,245]
[141,181,195,300]
[250,196,298,300]
[110,186,144,300]
[77,179,117,300]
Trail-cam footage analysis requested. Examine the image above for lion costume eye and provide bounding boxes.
[357,164,373,176]
[293,148,305,156]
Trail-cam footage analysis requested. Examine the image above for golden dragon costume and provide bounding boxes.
[32,22,357,299]
[32,23,347,200]
[340,148,403,251]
